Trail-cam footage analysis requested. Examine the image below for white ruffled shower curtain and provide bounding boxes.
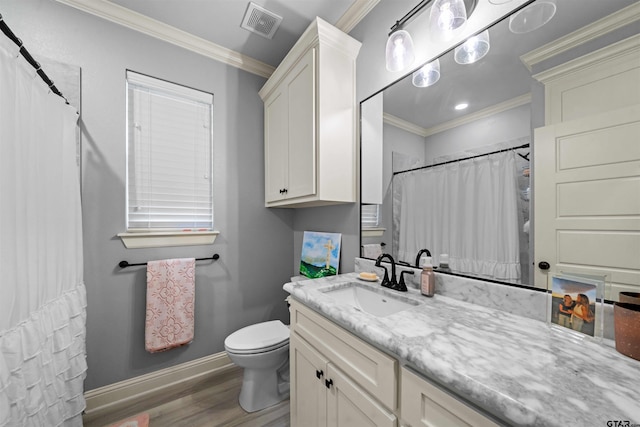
[0,35,86,425]
[395,150,521,281]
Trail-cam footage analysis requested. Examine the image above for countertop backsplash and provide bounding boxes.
[354,257,616,341]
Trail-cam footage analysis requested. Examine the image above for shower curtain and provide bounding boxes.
[0,36,86,425]
[395,150,521,281]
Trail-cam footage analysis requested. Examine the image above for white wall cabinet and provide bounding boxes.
[259,18,361,208]
[289,299,502,427]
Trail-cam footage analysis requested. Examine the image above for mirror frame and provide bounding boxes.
[358,0,542,289]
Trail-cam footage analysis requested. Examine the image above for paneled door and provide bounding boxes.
[534,105,640,299]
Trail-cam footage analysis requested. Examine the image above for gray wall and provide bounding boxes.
[423,105,531,163]
[1,0,294,391]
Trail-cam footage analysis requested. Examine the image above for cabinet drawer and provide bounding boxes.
[400,367,499,427]
[290,300,397,409]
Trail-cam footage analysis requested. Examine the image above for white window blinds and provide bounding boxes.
[361,204,380,228]
[126,71,213,230]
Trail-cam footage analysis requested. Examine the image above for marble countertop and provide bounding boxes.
[284,273,640,427]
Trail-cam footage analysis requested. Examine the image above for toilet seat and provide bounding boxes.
[225,320,289,354]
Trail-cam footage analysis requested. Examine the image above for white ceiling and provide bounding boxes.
[107,0,362,68]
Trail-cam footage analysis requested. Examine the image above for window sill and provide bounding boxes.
[118,230,220,249]
[361,227,386,238]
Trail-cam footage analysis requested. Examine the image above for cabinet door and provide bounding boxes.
[400,367,499,427]
[327,364,397,427]
[264,89,288,203]
[290,332,328,427]
[286,48,316,200]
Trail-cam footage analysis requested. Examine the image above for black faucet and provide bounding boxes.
[415,249,432,267]
[375,253,397,290]
[397,270,414,292]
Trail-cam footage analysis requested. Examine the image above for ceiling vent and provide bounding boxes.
[241,2,283,39]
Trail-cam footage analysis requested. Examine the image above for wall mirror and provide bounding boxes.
[360,0,637,289]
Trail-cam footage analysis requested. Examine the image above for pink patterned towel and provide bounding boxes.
[145,258,195,353]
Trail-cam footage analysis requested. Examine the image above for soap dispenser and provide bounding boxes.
[420,256,435,297]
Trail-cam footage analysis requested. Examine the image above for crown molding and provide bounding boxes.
[384,94,532,138]
[55,0,276,78]
[383,113,429,137]
[520,2,640,71]
[532,34,640,84]
[55,0,377,78]
[335,0,381,33]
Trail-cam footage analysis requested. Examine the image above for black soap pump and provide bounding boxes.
[420,256,435,297]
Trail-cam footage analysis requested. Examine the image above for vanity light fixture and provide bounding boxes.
[386,0,477,72]
[385,30,416,72]
[508,0,557,34]
[429,0,469,39]
[412,59,441,87]
[454,102,469,110]
[454,30,490,64]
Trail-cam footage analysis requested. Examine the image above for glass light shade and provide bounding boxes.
[454,30,490,64]
[430,0,468,39]
[509,1,556,34]
[488,0,513,4]
[412,59,441,88]
[385,30,415,72]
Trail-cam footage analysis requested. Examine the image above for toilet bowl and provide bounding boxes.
[224,320,290,413]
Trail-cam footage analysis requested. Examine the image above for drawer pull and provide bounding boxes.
[325,378,333,389]
[316,369,324,379]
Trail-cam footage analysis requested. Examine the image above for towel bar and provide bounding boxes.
[118,254,220,269]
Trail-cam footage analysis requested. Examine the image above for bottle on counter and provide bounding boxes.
[420,256,435,297]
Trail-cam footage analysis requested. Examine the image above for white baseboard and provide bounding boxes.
[83,352,234,423]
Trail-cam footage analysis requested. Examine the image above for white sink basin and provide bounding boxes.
[322,282,420,317]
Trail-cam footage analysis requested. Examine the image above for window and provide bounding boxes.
[361,204,380,228]
[120,71,217,248]
[361,204,385,238]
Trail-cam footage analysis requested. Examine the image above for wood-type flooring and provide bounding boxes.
[83,366,290,427]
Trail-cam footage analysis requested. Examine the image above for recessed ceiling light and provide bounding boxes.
[455,103,469,110]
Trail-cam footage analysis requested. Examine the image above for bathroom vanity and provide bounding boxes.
[284,271,640,427]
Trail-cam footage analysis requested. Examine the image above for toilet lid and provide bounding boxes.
[224,320,289,353]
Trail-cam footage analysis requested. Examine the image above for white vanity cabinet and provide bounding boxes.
[289,300,397,427]
[289,299,502,427]
[259,17,361,208]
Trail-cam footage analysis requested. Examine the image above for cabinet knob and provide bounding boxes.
[538,261,550,270]
[325,378,333,389]
[316,369,323,379]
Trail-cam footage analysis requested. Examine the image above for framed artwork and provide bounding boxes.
[300,231,342,278]
[549,273,604,339]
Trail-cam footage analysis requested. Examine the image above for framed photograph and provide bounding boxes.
[549,273,604,339]
[300,231,342,278]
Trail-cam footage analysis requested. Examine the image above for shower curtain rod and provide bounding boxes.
[0,13,67,103]
[393,142,530,176]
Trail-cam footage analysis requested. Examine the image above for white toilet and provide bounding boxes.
[224,320,290,412]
